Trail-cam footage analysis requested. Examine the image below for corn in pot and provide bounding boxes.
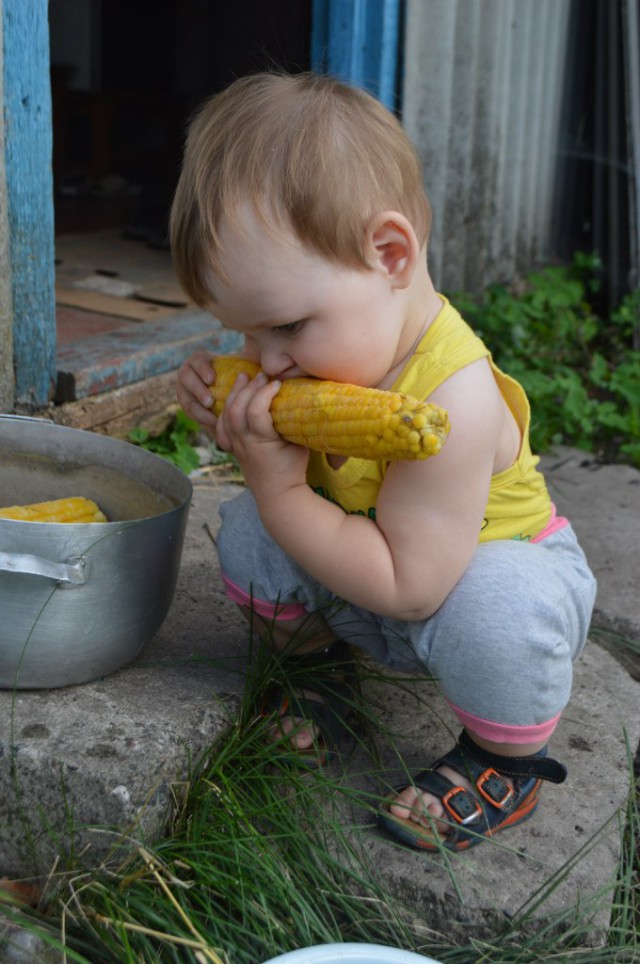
[0,496,108,523]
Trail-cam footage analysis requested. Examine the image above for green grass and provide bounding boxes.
[1,629,638,963]
[589,626,640,662]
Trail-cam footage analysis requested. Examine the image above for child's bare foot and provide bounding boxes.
[263,642,356,765]
[268,690,325,749]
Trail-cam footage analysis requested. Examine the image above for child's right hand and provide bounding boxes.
[176,349,218,432]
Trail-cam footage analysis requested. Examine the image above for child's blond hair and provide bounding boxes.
[170,72,431,307]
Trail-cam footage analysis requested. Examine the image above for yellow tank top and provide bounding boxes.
[306,297,552,542]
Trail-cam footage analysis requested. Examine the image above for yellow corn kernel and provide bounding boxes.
[0,497,108,523]
[209,355,449,461]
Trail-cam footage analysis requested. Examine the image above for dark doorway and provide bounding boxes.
[50,0,312,241]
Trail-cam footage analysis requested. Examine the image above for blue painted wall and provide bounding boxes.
[3,0,56,407]
[311,0,403,110]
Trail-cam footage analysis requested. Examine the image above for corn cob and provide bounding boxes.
[0,496,108,523]
[210,356,449,461]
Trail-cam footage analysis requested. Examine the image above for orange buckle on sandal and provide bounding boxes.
[476,768,515,810]
[442,786,483,826]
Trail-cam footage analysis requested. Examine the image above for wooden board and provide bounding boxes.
[55,307,242,402]
[134,281,189,307]
[51,369,179,438]
[55,285,178,322]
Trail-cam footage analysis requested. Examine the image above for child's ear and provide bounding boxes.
[365,211,420,288]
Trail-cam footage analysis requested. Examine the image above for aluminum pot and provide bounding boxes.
[0,416,192,689]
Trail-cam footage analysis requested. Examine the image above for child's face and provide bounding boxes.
[206,206,414,389]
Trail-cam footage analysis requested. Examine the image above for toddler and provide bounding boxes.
[170,72,597,852]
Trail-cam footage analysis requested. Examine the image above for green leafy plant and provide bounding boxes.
[128,409,201,474]
[449,253,640,467]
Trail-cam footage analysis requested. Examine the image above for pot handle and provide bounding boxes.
[0,414,54,424]
[0,551,87,586]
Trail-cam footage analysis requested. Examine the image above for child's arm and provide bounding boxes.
[219,359,513,620]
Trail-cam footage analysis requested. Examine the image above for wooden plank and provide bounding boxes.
[134,281,189,307]
[311,0,402,110]
[0,2,14,411]
[4,0,56,406]
[55,285,178,322]
[56,305,129,346]
[55,308,243,401]
[51,369,179,438]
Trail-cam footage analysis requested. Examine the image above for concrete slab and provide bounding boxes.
[337,639,639,942]
[539,446,640,641]
[0,482,249,877]
[0,449,638,947]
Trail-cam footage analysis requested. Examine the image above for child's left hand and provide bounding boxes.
[216,372,309,495]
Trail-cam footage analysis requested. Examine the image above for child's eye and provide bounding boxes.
[274,320,304,335]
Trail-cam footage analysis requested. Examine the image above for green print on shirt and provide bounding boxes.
[312,486,377,521]
[482,516,530,540]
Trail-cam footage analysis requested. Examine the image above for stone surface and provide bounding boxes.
[539,446,640,642]
[0,482,248,878]
[337,639,639,943]
[0,449,638,950]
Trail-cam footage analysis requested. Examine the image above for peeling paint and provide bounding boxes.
[55,309,242,402]
[3,0,56,408]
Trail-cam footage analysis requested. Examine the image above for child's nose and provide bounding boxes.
[260,346,294,378]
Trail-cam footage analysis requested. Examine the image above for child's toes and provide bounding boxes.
[390,787,435,823]
[269,715,318,750]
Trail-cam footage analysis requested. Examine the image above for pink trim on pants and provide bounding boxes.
[530,503,569,543]
[221,574,308,621]
[223,502,572,739]
[446,699,561,744]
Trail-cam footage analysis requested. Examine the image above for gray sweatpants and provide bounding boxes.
[217,490,597,744]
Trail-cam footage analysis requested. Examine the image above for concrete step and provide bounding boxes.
[0,449,638,949]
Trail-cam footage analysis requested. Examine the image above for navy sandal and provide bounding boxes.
[378,729,567,851]
[261,640,357,768]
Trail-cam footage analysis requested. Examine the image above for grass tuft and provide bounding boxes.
[1,629,638,963]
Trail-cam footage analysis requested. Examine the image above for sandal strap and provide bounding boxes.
[379,730,563,850]
[411,769,504,827]
[410,731,567,829]
[458,729,567,784]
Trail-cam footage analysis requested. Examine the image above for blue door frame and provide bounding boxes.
[311,0,403,111]
[3,0,56,408]
[2,0,403,410]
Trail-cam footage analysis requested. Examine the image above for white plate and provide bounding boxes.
[261,943,441,964]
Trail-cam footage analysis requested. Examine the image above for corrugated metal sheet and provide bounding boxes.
[402,0,571,294]
[624,0,640,290]
[623,0,640,345]
[553,0,639,314]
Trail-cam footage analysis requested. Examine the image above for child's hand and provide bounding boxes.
[217,372,309,495]
[176,350,218,432]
